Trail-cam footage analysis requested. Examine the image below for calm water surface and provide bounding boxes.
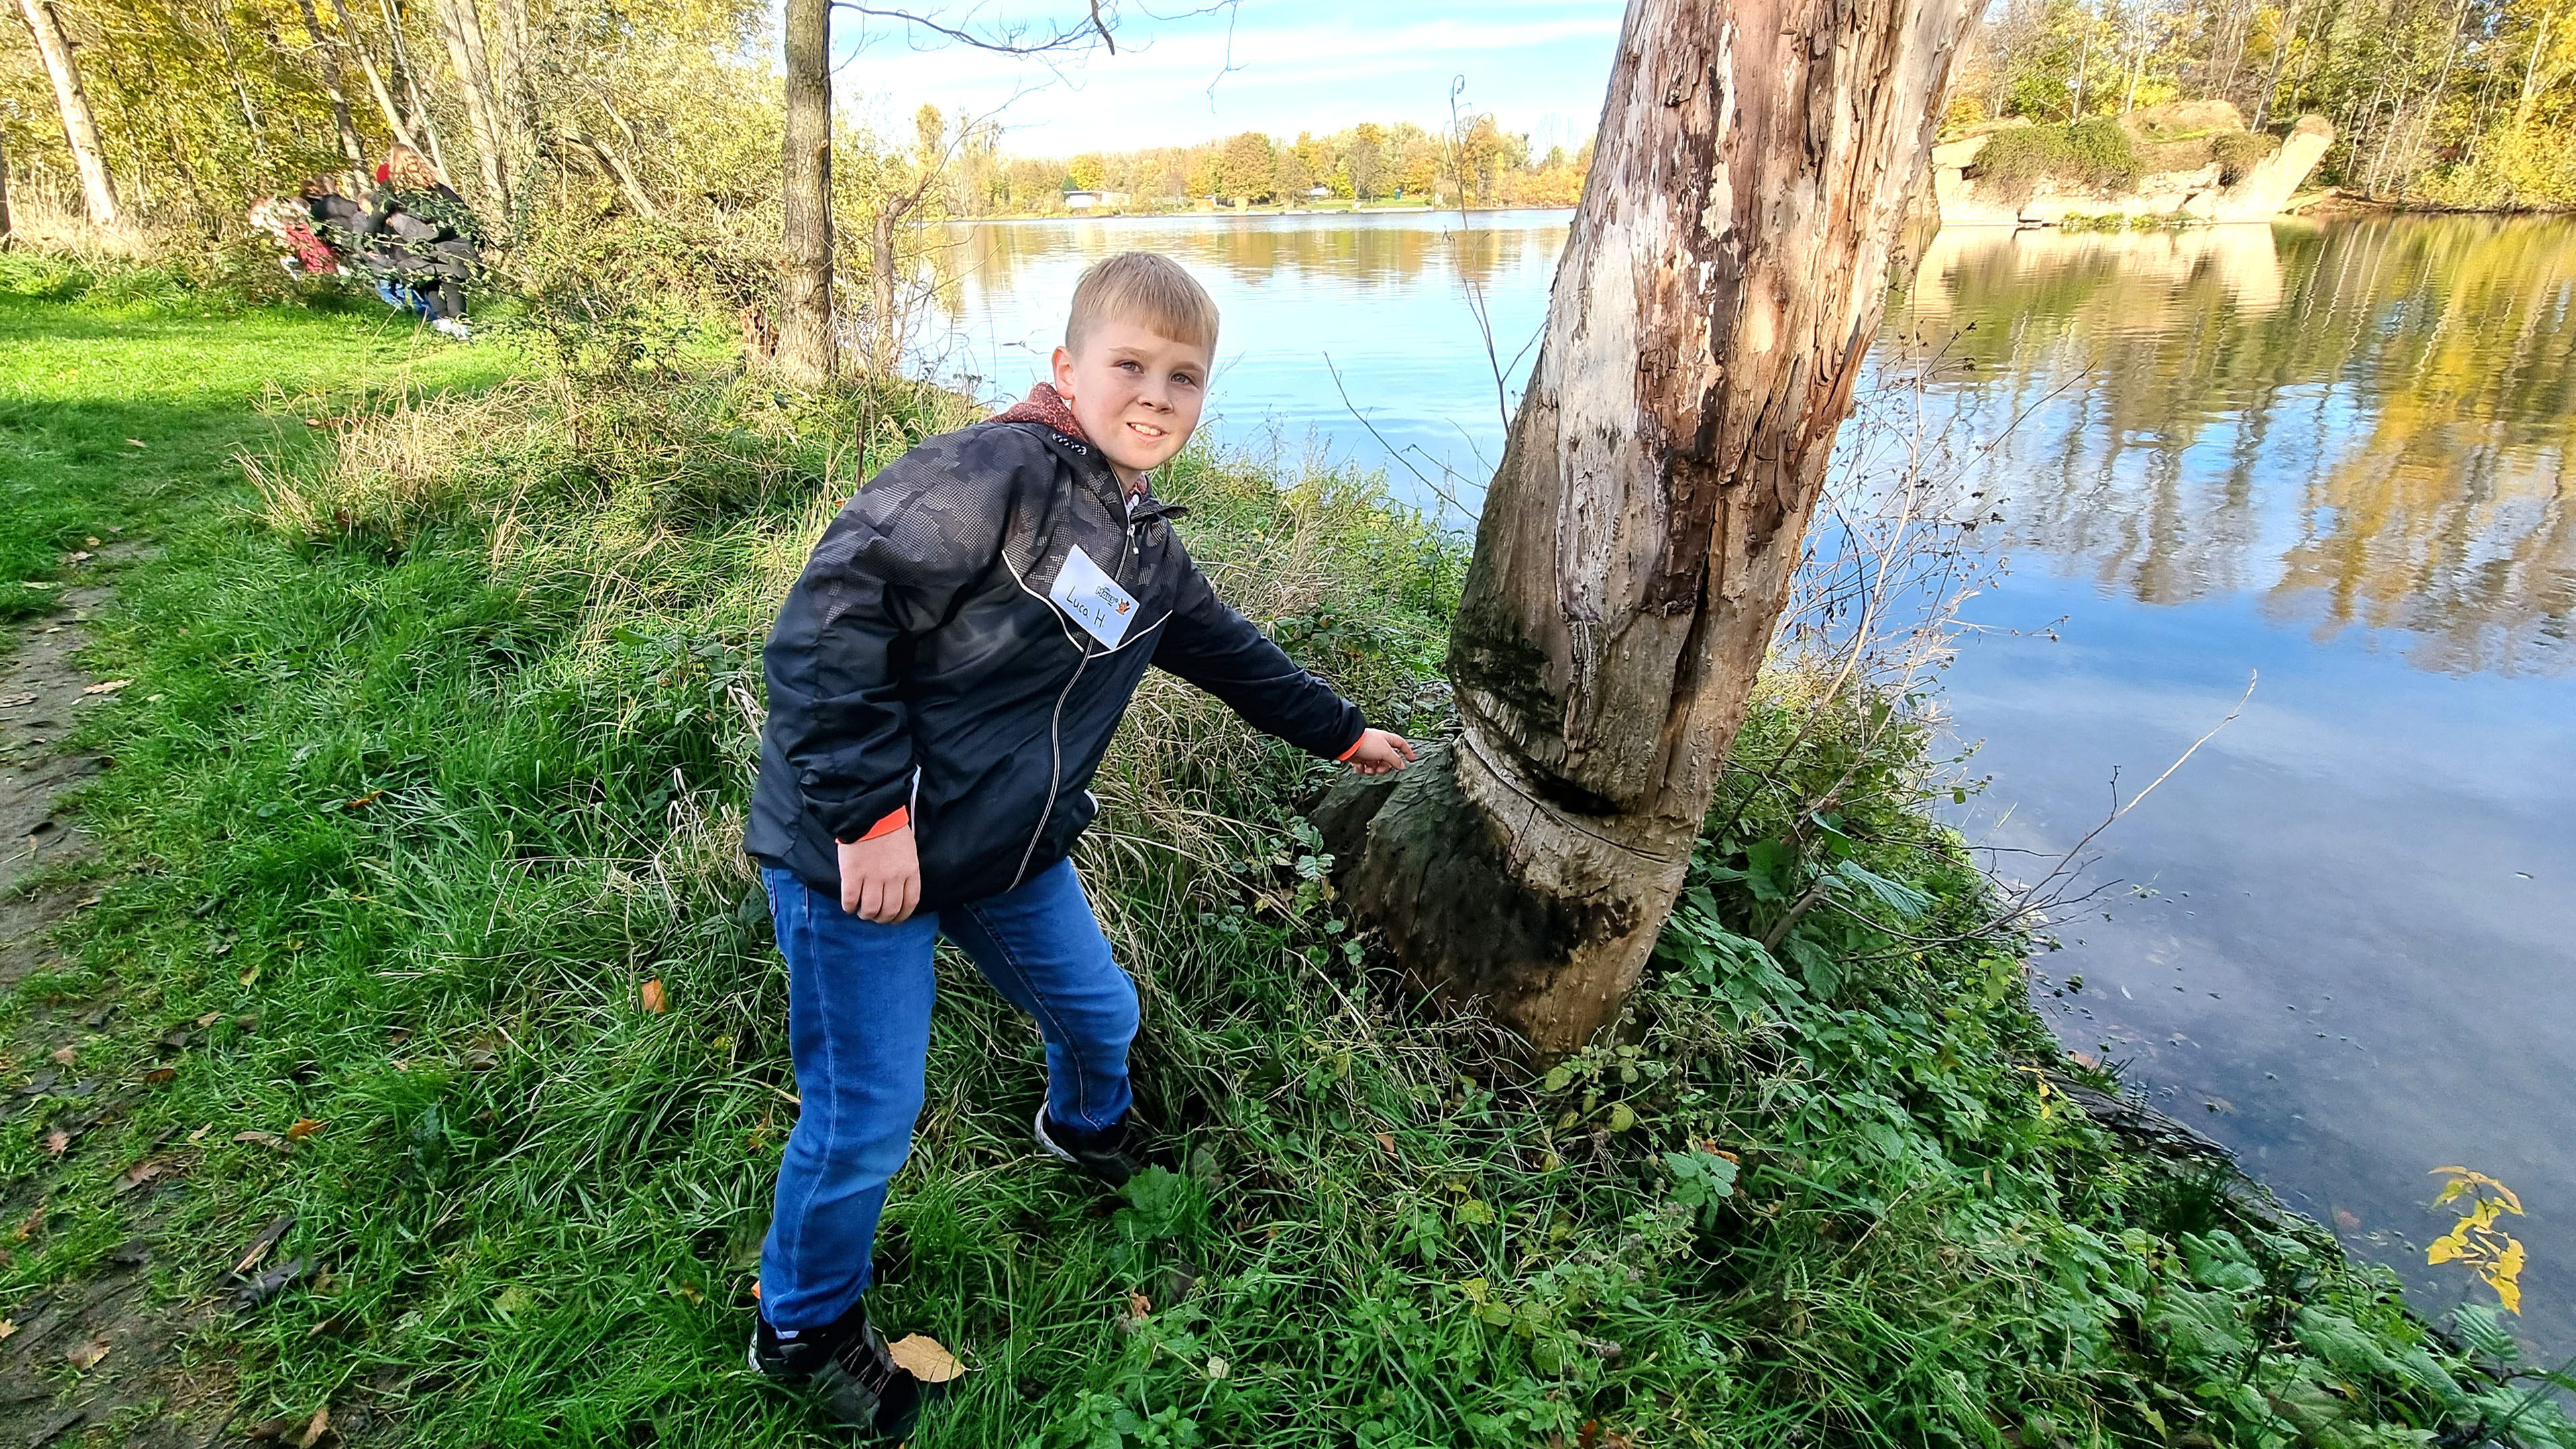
[930,211,2576,1355]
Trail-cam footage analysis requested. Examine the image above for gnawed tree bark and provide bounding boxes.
[773,0,834,384]
[1316,0,1972,1056]
[13,0,120,227]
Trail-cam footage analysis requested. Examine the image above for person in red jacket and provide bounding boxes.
[743,252,1413,1439]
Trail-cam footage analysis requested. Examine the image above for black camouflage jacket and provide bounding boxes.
[746,417,1366,907]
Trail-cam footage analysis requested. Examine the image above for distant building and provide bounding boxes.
[1308,184,1331,198]
[1063,190,1130,211]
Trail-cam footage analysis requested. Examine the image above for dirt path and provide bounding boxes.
[0,590,245,1448]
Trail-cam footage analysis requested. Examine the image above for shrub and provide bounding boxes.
[2212,129,2281,186]
[1967,118,2145,202]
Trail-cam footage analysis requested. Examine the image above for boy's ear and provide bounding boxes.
[1050,344,1075,398]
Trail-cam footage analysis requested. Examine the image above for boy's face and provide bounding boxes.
[1051,319,1212,486]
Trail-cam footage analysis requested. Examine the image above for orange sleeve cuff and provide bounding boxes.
[1336,733,1366,762]
[857,806,909,841]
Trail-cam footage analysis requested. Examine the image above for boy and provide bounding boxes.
[742,252,1414,1438]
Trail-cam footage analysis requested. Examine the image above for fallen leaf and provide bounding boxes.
[303,418,325,428]
[187,1124,211,1142]
[0,1320,14,1340]
[1373,1131,1396,1157]
[640,979,667,1014]
[885,1333,967,1383]
[0,694,35,709]
[1126,1291,1151,1319]
[234,1130,290,1151]
[123,438,147,448]
[43,1130,70,1155]
[197,1010,223,1028]
[66,1338,110,1369]
[115,1158,175,1194]
[286,1118,325,1140]
[231,1214,294,1275]
[142,1067,176,1087]
[1205,1354,1228,1379]
[82,679,133,695]
[295,1404,331,1449]
[340,789,384,810]
[12,1204,42,1240]
[239,964,261,986]
[48,1044,77,1067]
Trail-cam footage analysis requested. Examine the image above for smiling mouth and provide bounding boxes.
[1125,421,1168,442]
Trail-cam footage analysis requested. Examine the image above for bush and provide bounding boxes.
[2212,129,2281,186]
[1967,118,2146,202]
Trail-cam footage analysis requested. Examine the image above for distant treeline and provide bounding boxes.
[937,118,1595,216]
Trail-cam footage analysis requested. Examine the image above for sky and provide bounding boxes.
[829,1,1627,156]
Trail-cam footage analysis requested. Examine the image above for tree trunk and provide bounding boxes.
[0,129,13,246]
[432,0,509,207]
[203,0,270,166]
[490,0,537,185]
[294,0,369,183]
[1315,0,1971,1057]
[13,0,120,227]
[379,0,450,178]
[775,0,835,385]
[330,0,412,148]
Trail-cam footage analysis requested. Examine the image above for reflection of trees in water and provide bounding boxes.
[1905,217,2576,676]
[926,215,1565,327]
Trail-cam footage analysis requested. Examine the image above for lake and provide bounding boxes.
[928,209,2576,1358]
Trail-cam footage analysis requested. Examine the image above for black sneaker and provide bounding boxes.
[748,1294,925,1442]
[1034,1104,1149,1187]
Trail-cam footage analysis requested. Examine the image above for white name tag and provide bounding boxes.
[1048,545,1138,650]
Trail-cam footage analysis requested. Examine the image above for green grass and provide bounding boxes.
[0,252,508,617]
[5,282,2571,1448]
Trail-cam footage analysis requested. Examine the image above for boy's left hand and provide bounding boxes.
[1344,729,1417,776]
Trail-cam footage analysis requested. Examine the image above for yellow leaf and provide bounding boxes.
[2432,1177,2473,1207]
[885,1333,967,1383]
[0,1319,15,1340]
[2485,1238,2526,1316]
[640,979,667,1013]
[2427,1229,2469,1266]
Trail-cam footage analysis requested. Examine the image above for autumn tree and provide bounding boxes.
[1315,0,1975,1055]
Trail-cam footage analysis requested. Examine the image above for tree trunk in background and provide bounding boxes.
[775,0,834,385]
[333,0,413,149]
[294,0,370,184]
[1315,0,1972,1056]
[491,0,537,188]
[13,0,121,226]
[0,130,13,244]
[432,0,508,205]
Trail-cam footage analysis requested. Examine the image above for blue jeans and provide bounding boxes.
[757,857,1138,1332]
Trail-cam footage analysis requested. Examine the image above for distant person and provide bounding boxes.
[300,176,365,260]
[248,196,339,278]
[741,252,1416,1438]
[358,144,483,339]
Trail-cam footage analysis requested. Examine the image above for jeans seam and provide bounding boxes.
[963,894,1097,1126]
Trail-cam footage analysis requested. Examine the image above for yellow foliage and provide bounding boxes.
[2426,1167,2529,1315]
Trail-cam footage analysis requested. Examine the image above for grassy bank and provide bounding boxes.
[3,284,2571,1448]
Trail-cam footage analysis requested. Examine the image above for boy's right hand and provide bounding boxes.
[839,828,922,923]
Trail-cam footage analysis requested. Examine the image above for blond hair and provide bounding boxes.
[386,144,442,191]
[1066,252,1219,356]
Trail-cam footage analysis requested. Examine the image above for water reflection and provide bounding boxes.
[1904,219,2576,676]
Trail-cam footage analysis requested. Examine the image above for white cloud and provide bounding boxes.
[824,1,1625,152]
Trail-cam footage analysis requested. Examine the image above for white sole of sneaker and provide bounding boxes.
[1033,1103,1079,1166]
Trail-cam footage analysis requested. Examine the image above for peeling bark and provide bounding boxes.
[1320,0,1972,1056]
